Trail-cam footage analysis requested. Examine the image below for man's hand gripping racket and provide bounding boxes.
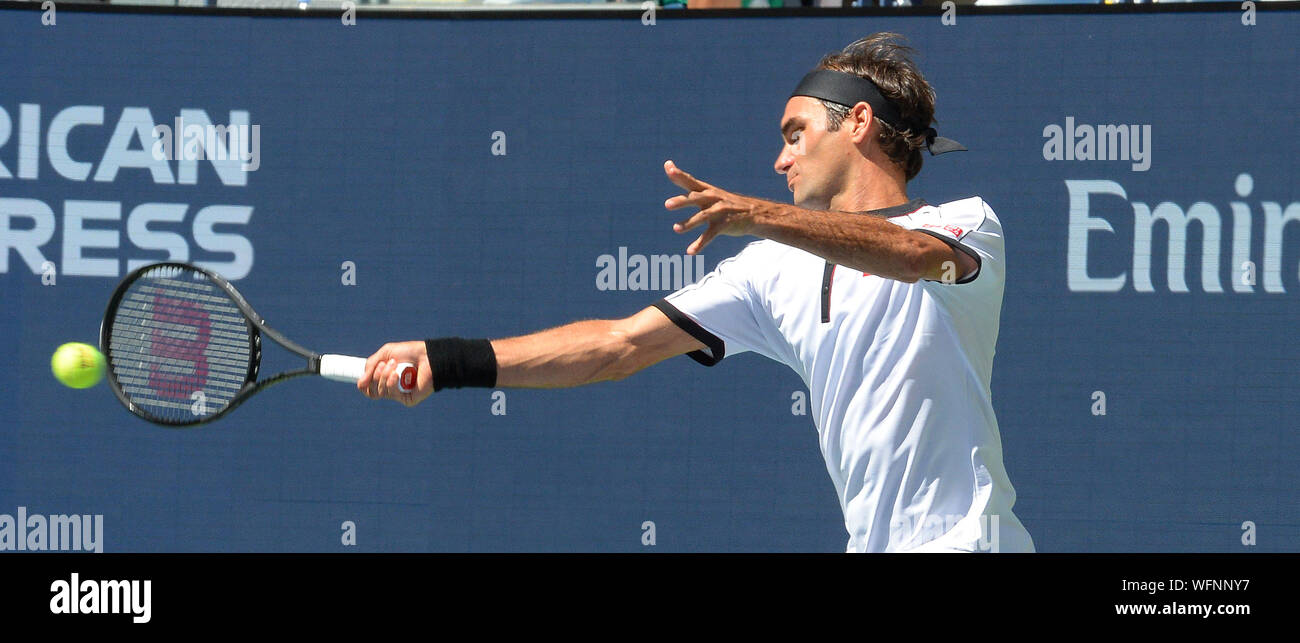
[358,341,434,407]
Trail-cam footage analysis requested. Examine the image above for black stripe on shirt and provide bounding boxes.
[651,299,726,367]
[913,228,983,284]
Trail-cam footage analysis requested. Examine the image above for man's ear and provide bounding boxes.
[849,101,875,145]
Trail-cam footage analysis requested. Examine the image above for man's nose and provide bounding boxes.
[774,147,793,175]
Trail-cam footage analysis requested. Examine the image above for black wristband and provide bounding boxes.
[425,337,498,392]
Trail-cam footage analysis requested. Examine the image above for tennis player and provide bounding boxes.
[360,33,1034,553]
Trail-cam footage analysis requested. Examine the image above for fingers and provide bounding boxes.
[383,359,403,404]
[673,213,702,234]
[662,162,729,241]
[358,344,392,398]
[374,361,397,400]
[370,358,393,400]
[670,197,712,234]
[358,340,434,407]
[672,201,723,254]
[674,201,722,234]
[385,359,406,397]
[688,226,719,255]
[664,191,715,211]
[394,356,434,408]
[664,160,710,192]
[386,357,434,407]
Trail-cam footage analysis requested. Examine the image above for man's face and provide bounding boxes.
[774,96,855,209]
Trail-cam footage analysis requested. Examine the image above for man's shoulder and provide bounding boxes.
[934,196,1000,227]
[899,196,1001,237]
[935,195,991,211]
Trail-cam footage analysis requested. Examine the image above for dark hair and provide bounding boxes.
[815,33,936,181]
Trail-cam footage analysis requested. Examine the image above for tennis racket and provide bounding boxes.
[99,262,415,427]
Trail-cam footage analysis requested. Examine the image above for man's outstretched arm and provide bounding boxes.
[357,305,707,405]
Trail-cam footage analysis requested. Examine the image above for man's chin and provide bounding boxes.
[793,193,826,210]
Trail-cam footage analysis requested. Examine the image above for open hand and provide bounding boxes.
[663,160,760,255]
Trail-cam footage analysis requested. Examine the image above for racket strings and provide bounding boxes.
[106,267,252,423]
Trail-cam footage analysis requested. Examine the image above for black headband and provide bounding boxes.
[790,69,966,156]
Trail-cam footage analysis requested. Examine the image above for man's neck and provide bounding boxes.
[825,165,909,214]
[829,191,911,214]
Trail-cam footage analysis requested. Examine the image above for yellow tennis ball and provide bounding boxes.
[51,342,105,389]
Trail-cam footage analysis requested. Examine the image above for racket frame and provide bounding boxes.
[100,262,332,427]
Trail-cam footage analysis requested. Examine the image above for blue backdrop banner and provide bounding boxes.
[1,7,1297,551]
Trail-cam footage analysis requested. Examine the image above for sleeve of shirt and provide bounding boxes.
[891,197,1002,285]
[651,241,773,367]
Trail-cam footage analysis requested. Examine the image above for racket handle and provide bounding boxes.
[319,354,416,393]
[320,355,367,382]
[394,362,416,393]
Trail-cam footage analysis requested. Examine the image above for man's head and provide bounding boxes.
[775,33,938,209]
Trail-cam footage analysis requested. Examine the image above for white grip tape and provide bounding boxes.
[320,354,415,392]
[319,354,367,383]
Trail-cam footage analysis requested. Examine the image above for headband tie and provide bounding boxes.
[790,69,966,156]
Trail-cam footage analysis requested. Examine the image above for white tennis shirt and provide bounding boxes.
[653,197,1034,552]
